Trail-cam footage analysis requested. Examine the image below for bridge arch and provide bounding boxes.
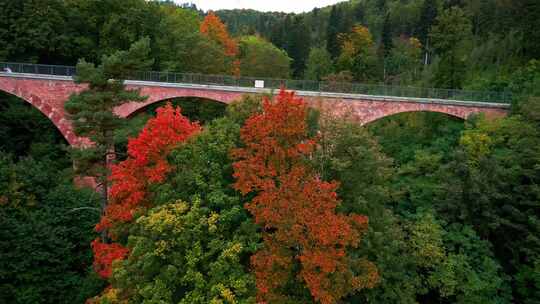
[0,74,509,149]
[121,95,229,121]
[361,108,468,126]
[115,85,244,118]
[0,81,80,146]
[309,97,508,126]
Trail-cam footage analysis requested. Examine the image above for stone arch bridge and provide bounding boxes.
[0,68,509,147]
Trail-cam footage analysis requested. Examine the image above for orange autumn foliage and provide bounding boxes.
[91,239,129,279]
[96,103,200,233]
[92,103,200,278]
[200,12,240,75]
[232,89,379,304]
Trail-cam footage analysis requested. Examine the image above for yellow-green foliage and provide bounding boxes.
[110,200,256,303]
[408,212,445,267]
[103,108,262,304]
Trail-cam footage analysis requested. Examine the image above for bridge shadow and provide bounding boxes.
[0,91,70,165]
[366,111,466,164]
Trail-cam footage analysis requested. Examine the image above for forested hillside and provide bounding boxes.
[0,0,539,303]
[218,0,540,91]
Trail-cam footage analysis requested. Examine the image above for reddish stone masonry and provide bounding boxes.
[0,76,508,147]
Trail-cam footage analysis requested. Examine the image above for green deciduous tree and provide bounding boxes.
[385,37,423,84]
[155,4,202,72]
[336,25,378,82]
[239,35,291,78]
[94,97,264,303]
[0,0,71,63]
[98,0,160,58]
[0,93,69,162]
[436,109,540,303]
[312,112,511,303]
[305,47,334,81]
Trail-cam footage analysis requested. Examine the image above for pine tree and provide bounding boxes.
[338,5,354,35]
[64,38,153,234]
[444,0,465,9]
[520,0,540,59]
[376,0,388,12]
[381,13,393,82]
[354,1,366,24]
[417,0,438,64]
[381,13,393,57]
[286,16,311,77]
[430,7,472,88]
[269,22,283,47]
[326,6,341,59]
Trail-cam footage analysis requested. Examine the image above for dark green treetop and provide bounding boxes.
[64,37,153,212]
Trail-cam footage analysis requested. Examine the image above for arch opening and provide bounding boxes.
[127,96,228,123]
[0,90,70,164]
[0,90,99,304]
[366,111,466,165]
[0,83,78,146]
[116,96,228,160]
[362,109,466,127]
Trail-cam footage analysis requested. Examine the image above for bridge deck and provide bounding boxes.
[0,62,512,106]
[0,72,510,109]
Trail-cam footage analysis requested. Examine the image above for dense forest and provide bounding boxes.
[217,0,540,90]
[0,0,539,303]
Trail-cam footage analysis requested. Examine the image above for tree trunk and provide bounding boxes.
[424,38,430,66]
[100,131,116,241]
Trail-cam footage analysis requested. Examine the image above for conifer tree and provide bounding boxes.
[354,1,366,24]
[64,38,153,227]
[430,7,472,88]
[326,6,341,59]
[417,0,438,65]
[381,13,393,57]
[286,16,311,77]
[520,0,540,58]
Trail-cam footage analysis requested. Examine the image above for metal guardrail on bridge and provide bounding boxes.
[0,62,512,104]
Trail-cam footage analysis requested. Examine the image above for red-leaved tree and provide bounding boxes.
[92,103,200,278]
[200,11,240,76]
[232,89,379,303]
[90,239,130,279]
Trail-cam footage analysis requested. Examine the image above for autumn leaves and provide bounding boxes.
[200,12,241,76]
[93,90,378,303]
[92,104,200,278]
[232,90,379,303]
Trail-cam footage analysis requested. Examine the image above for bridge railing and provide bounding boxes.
[0,62,512,104]
[1,62,76,77]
